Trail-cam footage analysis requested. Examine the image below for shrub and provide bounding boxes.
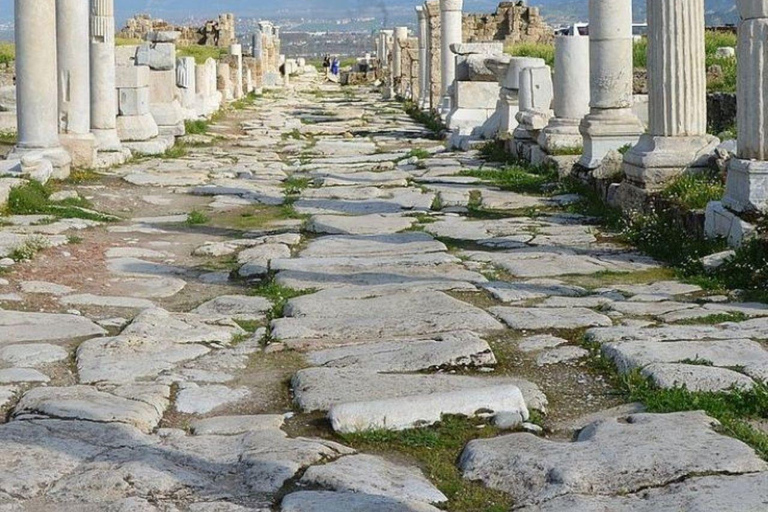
[504,42,555,67]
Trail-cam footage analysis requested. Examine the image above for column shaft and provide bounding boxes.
[417,7,429,107]
[647,0,707,137]
[439,0,463,98]
[57,0,91,135]
[90,0,122,150]
[15,0,60,149]
[736,13,768,160]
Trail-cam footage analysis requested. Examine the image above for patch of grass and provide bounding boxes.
[555,178,624,229]
[207,204,306,232]
[250,278,315,324]
[283,176,312,196]
[339,415,513,512]
[460,163,558,195]
[403,100,446,138]
[234,319,263,333]
[282,129,303,141]
[408,148,431,160]
[549,145,583,157]
[633,38,648,69]
[65,168,103,184]
[467,190,483,211]
[115,37,142,46]
[431,192,444,212]
[0,42,14,65]
[673,312,750,326]
[186,209,210,226]
[176,44,228,65]
[161,143,189,159]
[0,131,16,145]
[478,140,517,165]
[9,236,50,262]
[504,42,555,67]
[4,180,114,222]
[184,119,210,135]
[661,173,725,211]
[230,92,260,111]
[704,238,768,303]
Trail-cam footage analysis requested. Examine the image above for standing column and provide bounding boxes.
[578,0,643,169]
[393,27,409,97]
[416,7,429,109]
[723,0,768,213]
[623,0,716,191]
[11,0,72,177]
[539,35,591,154]
[439,0,463,113]
[90,0,123,152]
[57,0,96,168]
[230,44,244,99]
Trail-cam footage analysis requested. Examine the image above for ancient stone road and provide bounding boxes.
[0,76,767,511]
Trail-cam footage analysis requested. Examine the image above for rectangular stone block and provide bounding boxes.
[149,70,178,103]
[455,81,500,109]
[148,43,176,71]
[118,87,150,116]
[115,65,150,89]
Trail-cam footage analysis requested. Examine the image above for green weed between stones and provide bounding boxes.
[403,100,446,138]
[283,176,312,196]
[250,277,315,344]
[0,131,17,145]
[339,415,512,512]
[184,119,210,135]
[4,181,115,222]
[185,209,210,226]
[9,236,50,262]
[460,164,558,195]
[408,148,431,160]
[672,312,750,326]
[661,172,725,210]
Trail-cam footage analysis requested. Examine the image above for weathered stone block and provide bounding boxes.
[455,81,500,109]
[115,65,150,89]
[118,87,150,116]
[147,42,176,71]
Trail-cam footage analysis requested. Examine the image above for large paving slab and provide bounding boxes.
[272,290,504,348]
[459,411,767,506]
[0,311,106,344]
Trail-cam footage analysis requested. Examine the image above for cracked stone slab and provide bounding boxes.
[300,454,447,504]
[237,243,292,278]
[0,311,106,344]
[281,491,442,512]
[292,367,546,413]
[19,280,75,296]
[329,384,530,433]
[272,291,504,348]
[481,280,587,303]
[307,214,415,235]
[13,385,168,433]
[491,307,613,330]
[298,233,446,259]
[175,384,251,415]
[59,294,156,310]
[518,335,570,353]
[514,473,768,512]
[536,346,589,366]
[607,281,703,297]
[106,276,187,299]
[459,411,767,506]
[0,368,49,384]
[191,295,272,322]
[601,337,768,382]
[190,415,285,435]
[641,363,756,392]
[306,331,496,372]
[0,343,69,367]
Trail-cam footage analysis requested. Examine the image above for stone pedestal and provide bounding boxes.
[392,27,409,97]
[623,0,717,191]
[722,0,768,214]
[539,35,590,155]
[146,32,184,137]
[439,0,463,114]
[56,0,96,169]
[196,58,222,117]
[218,63,234,101]
[578,0,644,169]
[90,0,124,156]
[424,1,442,111]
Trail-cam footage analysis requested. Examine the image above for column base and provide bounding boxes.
[92,128,124,153]
[59,133,97,169]
[578,109,644,169]
[94,147,132,169]
[705,201,758,247]
[123,136,175,156]
[538,118,583,155]
[8,146,72,180]
[117,114,160,142]
[622,133,719,191]
[722,158,768,214]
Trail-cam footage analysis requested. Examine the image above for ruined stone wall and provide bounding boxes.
[0,62,14,88]
[119,13,236,47]
[463,2,553,46]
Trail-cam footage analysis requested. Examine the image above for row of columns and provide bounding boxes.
[11,0,128,177]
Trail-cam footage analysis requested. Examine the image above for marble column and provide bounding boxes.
[393,27,409,96]
[723,0,768,213]
[539,35,591,154]
[230,44,244,99]
[90,0,123,152]
[11,0,71,177]
[623,0,717,190]
[578,0,644,169]
[57,0,96,168]
[439,0,463,113]
[416,7,429,109]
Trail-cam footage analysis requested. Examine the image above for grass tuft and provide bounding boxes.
[185,209,210,226]
[661,172,725,210]
[184,119,210,135]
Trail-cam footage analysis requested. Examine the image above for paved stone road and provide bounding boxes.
[0,76,767,511]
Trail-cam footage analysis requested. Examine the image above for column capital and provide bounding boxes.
[395,27,409,41]
[439,0,463,12]
[416,6,426,18]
